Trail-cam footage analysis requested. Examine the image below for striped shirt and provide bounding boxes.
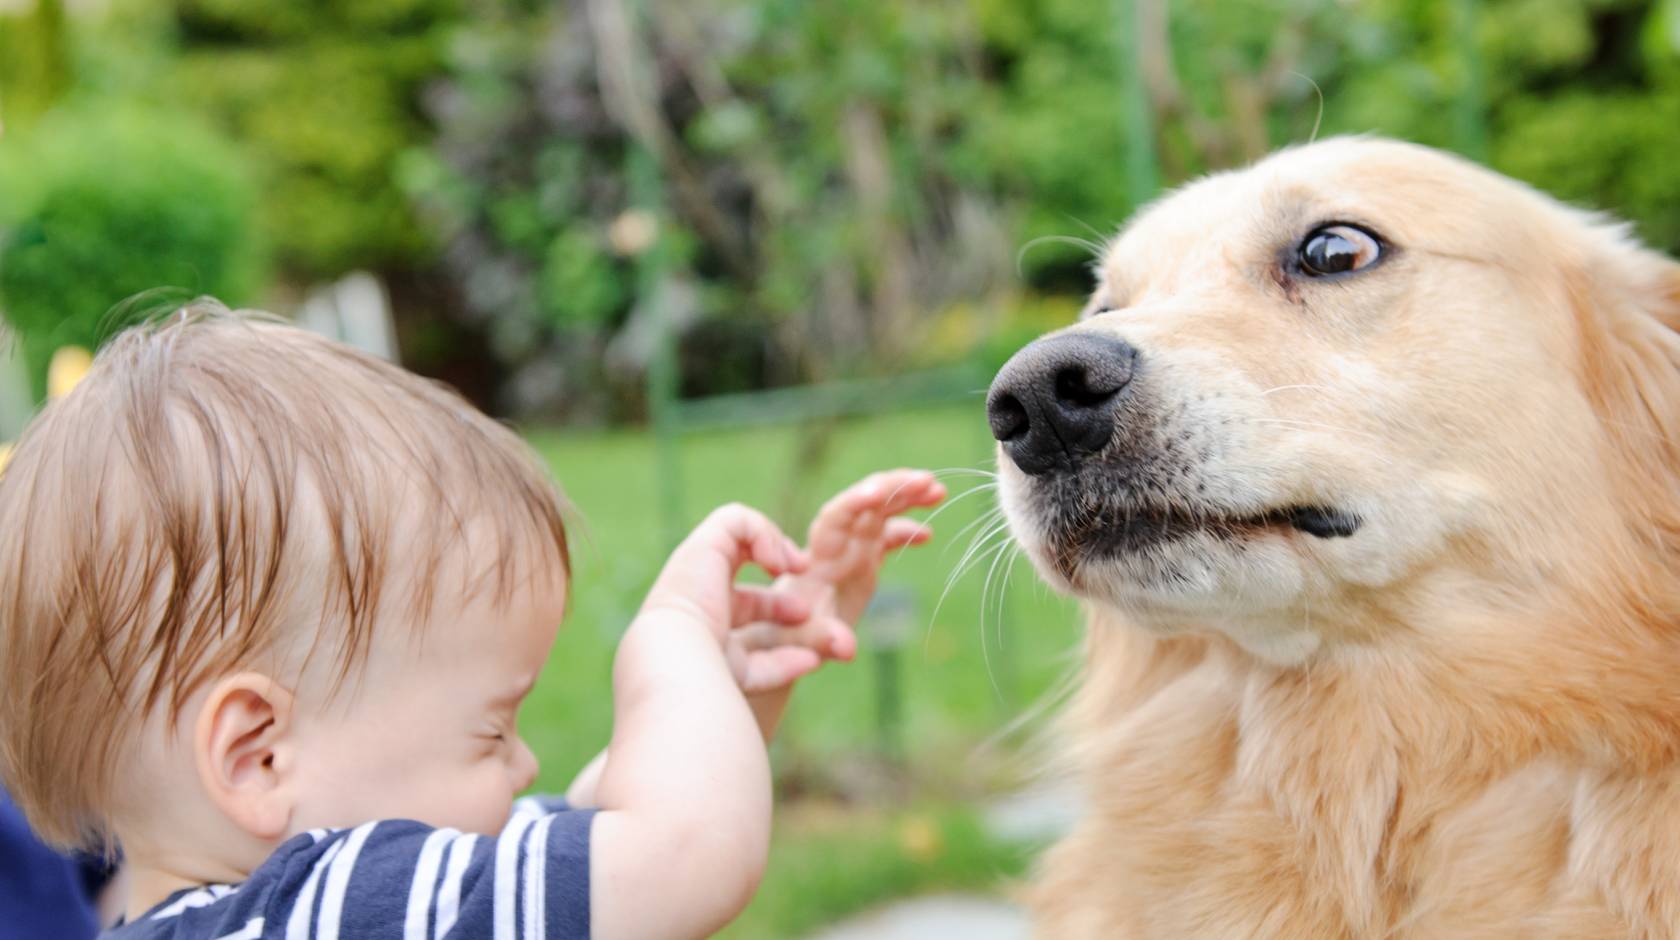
[104,797,594,940]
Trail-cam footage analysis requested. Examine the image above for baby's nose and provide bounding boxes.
[512,736,539,791]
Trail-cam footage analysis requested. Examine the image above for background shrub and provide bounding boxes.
[0,105,263,399]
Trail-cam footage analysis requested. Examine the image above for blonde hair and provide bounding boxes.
[0,303,569,849]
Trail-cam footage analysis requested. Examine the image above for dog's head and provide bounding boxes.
[992,137,1680,664]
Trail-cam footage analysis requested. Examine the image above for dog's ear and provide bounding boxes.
[1576,244,1680,511]
[1575,235,1680,342]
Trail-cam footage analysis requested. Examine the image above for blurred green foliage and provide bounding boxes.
[167,0,462,278]
[0,0,71,127]
[0,104,261,397]
[1,0,1679,413]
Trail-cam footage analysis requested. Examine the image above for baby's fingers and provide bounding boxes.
[740,647,823,694]
[732,616,857,663]
[815,469,943,538]
[882,518,933,552]
[702,503,810,576]
[877,470,946,517]
[731,586,812,629]
[821,618,858,662]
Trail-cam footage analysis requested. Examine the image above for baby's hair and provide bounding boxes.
[0,301,569,850]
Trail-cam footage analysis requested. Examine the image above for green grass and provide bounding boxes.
[519,402,1082,934]
[721,803,1040,940]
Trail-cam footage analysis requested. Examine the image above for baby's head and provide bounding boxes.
[0,305,570,876]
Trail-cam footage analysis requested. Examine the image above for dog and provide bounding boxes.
[988,137,1680,938]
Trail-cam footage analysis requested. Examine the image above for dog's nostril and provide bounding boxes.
[989,393,1030,441]
[1053,365,1120,409]
[986,332,1137,472]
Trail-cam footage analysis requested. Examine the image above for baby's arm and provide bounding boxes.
[569,471,943,801]
[586,504,810,940]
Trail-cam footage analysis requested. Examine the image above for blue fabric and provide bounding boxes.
[104,799,594,940]
[0,787,104,940]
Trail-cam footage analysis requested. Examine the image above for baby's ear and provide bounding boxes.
[194,673,297,842]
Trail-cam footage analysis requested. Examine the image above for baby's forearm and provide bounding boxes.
[564,749,608,807]
[573,686,783,809]
[589,611,771,938]
[746,686,793,741]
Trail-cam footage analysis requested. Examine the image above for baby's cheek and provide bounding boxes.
[468,763,521,836]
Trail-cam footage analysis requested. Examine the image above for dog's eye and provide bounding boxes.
[1081,298,1121,319]
[1298,225,1381,277]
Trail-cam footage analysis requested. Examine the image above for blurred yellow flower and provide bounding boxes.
[896,814,944,862]
[0,345,92,477]
[47,346,93,400]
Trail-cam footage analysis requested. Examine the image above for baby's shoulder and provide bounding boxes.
[105,808,595,939]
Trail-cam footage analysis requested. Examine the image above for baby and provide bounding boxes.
[0,305,944,939]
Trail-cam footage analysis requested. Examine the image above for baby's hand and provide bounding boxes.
[729,470,945,693]
[641,503,811,642]
[802,469,947,625]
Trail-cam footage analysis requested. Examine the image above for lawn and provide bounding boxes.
[521,401,1083,936]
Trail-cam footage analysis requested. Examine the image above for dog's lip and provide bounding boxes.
[1067,502,1361,558]
[1275,505,1362,538]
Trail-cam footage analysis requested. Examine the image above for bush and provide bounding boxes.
[169,0,461,279]
[0,105,263,399]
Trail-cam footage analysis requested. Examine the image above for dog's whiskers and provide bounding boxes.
[928,467,999,481]
[924,509,1013,657]
[1258,384,1336,397]
[976,537,1017,701]
[935,493,1007,553]
[917,482,999,536]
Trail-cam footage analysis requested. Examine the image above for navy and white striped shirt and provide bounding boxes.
[105,797,594,940]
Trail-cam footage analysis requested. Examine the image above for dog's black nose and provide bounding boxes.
[987,332,1137,476]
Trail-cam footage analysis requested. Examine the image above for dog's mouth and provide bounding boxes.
[1057,501,1361,562]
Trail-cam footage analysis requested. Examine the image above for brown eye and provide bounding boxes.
[1298,224,1381,276]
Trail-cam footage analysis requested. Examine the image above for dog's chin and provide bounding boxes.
[1000,471,1360,619]
[1043,518,1290,610]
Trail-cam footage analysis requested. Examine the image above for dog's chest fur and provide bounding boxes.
[1025,627,1680,939]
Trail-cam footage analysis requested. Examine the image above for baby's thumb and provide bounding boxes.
[742,647,823,693]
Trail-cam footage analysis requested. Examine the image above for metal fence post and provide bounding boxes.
[1450,0,1488,161]
[866,587,917,766]
[1115,0,1160,209]
[615,0,686,550]
[635,143,685,550]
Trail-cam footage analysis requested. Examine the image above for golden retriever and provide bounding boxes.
[987,137,1680,938]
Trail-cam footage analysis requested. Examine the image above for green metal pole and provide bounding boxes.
[1114,0,1160,208]
[1450,0,1488,162]
[874,644,903,764]
[632,150,685,550]
[620,0,685,550]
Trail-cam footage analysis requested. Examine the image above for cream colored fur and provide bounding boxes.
[999,138,1680,939]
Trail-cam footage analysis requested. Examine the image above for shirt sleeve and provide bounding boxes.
[512,795,575,818]
[305,804,596,940]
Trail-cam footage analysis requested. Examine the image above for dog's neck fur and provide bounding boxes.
[1034,572,1680,937]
